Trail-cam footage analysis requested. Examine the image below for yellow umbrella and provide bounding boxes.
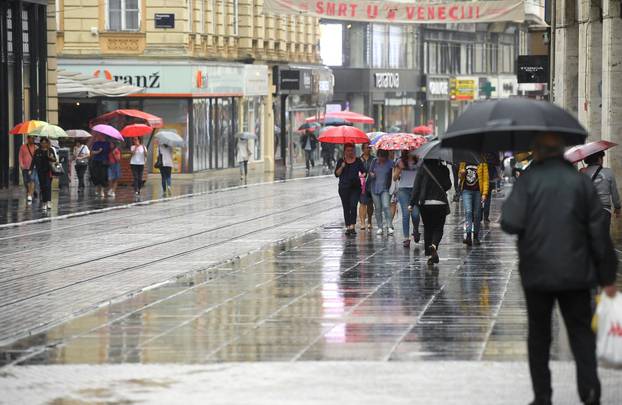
[28,124,69,139]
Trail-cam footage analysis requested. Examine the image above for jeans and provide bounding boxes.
[239,160,248,177]
[372,191,392,229]
[420,205,447,255]
[304,150,314,170]
[524,289,600,404]
[462,189,482,236]
[482,182,493,220]
[38,171,52,203]
[130,164,144,192]
[160,166,172,192]
[75,164,88,189]
[397,188,420,238]
[338,187,360,226]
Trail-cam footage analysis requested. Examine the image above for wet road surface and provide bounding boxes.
[0,186,621,404]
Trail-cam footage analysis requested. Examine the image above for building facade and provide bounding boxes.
[323,21,519,137]
[56,0,329,173]
[0,0,58,189]
[549,0,622,183]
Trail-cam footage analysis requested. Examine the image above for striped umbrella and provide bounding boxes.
[9,120,48,135]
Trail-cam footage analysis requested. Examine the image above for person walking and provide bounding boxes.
[458,159,489,246]
[501,133,618,405]
[90,134,110,198]
[409,159,452,265]
[19,136,38,203]
[107,142,121,198]
[73,138,90,192]
[335,143,366,235]
[159,143,174,196]
[581,151,621,229]
[321,142,335,171]
[236,138,251,181]
[394,150,420,247]
[130,137,147,196]
[30,137,57,211]
[300,129,318,172]
[358,143,375,231]
[369,149,394,236]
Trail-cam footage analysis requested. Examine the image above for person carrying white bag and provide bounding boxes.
[597,292,622,365]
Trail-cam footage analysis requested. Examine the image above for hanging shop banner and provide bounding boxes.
[262,0,525,24]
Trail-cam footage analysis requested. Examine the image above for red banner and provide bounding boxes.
[263,0,525,24]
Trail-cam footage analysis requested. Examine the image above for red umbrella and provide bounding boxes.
[89,109,163,129]
[305,111,374,124]
[413,125,433,135]
[374,133,427,151]
[318,126,369,144]
[121,124,153,137]
[564,140,618,164]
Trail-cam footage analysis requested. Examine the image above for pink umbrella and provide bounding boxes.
[413,125,433,135]
[564,140,617,164]
[92,124,123,141]
[374,133,427,151]
[305,111,375,124]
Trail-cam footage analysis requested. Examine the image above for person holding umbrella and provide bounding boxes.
[236,137,252,181]
[458,158,489,246]
[369,149,395,236]
[335,143,366,235]
[394,150,420,247]
[130,137,148,196]
[440,98,618,405]
[581,151,621,229]
[19,135,38,203]
[90,132,111,198]
[159,143,174,196]
[408,159,452,265]
[73,137,90,191]
[300,128,318,173]
[107,142,121,198]
[358,143,375,231]
[30,137,57,211]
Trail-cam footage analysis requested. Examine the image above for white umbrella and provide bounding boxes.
[155,130,184,147]
[66,129,92,138]
[235,132,257,140]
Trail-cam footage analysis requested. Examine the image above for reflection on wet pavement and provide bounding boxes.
[0,198,592,366]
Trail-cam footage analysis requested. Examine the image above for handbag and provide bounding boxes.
[155,152,163,169]
[51,161,64,176]
[422,164,451,216]
[75,146,89,167]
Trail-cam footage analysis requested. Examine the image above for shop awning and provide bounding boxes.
[57,69,145,98]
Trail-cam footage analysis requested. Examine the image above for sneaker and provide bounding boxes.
[376,228,384,235]
[108,191,115,198]
[463,233,472,246]
[387,227,394,236]
[166,186,172,196]
[99,191,105,198]
[135,191,139,196]
[27,195,32,202]
[412,231,420,243]
[403,239,411,248]
[47,202,52,210]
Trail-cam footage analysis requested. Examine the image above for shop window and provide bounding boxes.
[319,23,343,66]
[233,0,239,36]
[107,0,140,32]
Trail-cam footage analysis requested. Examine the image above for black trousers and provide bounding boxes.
[75,164,88,189]
[130,164,144,192]
[38,171,52,203]
[339,187,360,227]
[420,205,447,254]
[524,289,600,403]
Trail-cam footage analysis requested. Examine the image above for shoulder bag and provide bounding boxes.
[75,145,89,167]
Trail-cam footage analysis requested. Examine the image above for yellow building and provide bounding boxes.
[56,0,333,173]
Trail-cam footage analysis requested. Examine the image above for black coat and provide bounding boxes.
[501,157,617,291]
[410,161,452,207]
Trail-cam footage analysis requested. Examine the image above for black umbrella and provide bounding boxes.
[410,139,481,163]
[323,117,352,127]
[298,122,320,131]
[440,98,588,152]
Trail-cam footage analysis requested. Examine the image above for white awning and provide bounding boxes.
[57,69,145,98]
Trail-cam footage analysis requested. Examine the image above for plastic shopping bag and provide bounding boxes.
[596,292,622,365]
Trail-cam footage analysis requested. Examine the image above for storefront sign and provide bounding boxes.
[375,73,400,89]
[427,76,450,100]
[517,55,549,83]
[154,13,175,29]
[278,68,313,94]
[243,65,269,96]
[450,78,476,101]
[263,0,525,24]
[94,69,161,88]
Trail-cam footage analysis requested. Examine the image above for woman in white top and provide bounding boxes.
[236,139,251,180]
[159,143,174,196]
[393,150,421,248]
[73,139,90,191]
[130,137,148,196]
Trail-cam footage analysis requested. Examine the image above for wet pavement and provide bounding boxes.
[0,185,621,404]
[0,165,326,226]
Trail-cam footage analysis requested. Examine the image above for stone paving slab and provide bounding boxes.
[0,362,620,405]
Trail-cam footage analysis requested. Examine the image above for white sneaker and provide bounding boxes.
[107,190,115,198]
[376,228,384,235]
[388,227,395,236]
[27,195,32,202]
[46,202,52,210]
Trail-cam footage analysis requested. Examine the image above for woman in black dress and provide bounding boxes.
[335,143,366,235]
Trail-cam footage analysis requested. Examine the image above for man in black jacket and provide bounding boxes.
[501,133,618,405]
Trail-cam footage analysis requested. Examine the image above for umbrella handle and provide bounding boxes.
[146,132,154,150]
